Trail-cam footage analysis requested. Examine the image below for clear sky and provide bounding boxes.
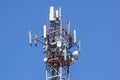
[0,0,120,80]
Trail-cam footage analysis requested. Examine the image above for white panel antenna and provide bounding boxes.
[63,47,67,61]
[78,40,81,52]
[74,29,76,43]
[34,33,37,46]
[56,10,59,18]
[67,21,70,34]
[28,31,32,45]
[43,25,47,38]
[60,22,62,39]
[49,6,55,21]
[59,7,61,20]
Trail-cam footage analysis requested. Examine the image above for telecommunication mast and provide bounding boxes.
[28,6,81,80]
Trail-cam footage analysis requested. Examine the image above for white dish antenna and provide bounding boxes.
[70,57,75,65]
[57,40,62,47]
[43,57,48,62]
[72,51,79,60]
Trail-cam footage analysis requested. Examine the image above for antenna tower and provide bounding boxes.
[28,6,81,80]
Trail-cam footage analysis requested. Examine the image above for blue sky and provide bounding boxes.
[0,0,120,80]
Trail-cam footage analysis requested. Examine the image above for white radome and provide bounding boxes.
[72,51,79,60]
[70,57,75,65]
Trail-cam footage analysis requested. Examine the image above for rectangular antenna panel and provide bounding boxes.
[59,7,61,20]
[74,30,76,43]
[49,6,55,21]
[34,34,37,46]
[28,31,32,45]
[78,40,81,52]
[67,21,70,34]
[64,47,67,61]
[43,25,47,38]
[56,10,59,18]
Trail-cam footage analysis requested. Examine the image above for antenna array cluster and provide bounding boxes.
[29,6,81,80]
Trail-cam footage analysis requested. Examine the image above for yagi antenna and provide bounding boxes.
[28,31,32,45]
